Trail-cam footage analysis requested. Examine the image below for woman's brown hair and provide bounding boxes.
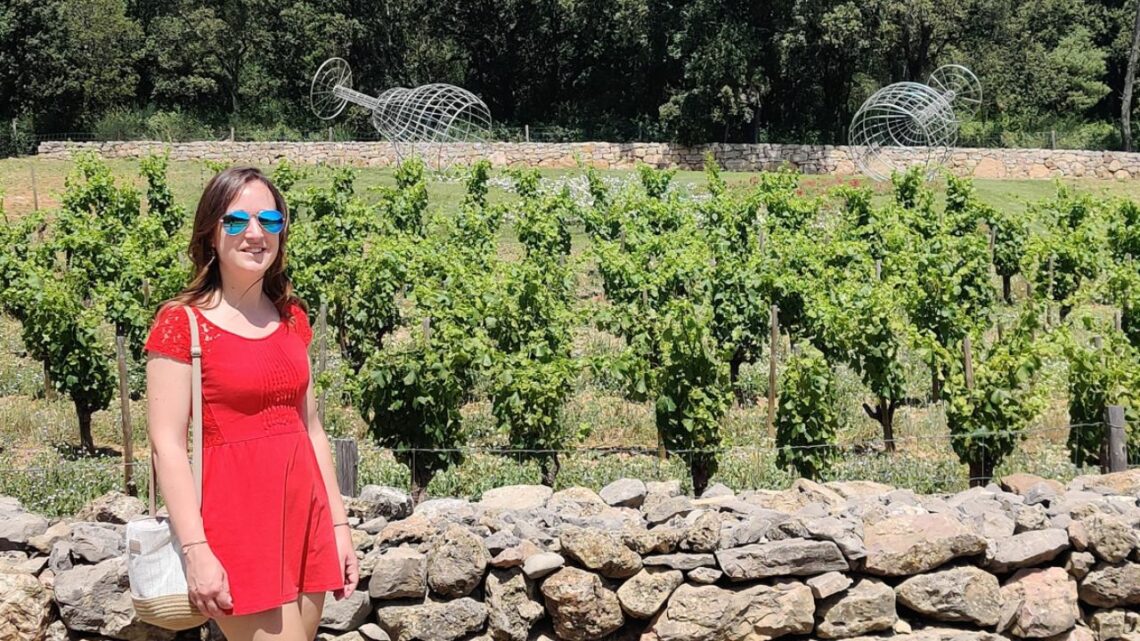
[165,166,303,319]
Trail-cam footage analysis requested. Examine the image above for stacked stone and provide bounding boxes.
[2,471,1139,641]
[34,141,1140,179]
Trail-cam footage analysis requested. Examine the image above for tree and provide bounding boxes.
[1122,0,1140,150]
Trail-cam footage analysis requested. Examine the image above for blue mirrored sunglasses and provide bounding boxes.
[220,209,285,235]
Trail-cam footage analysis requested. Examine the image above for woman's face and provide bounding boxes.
[213,180,283,278]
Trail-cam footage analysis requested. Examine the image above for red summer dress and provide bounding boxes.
[144,302,344,616]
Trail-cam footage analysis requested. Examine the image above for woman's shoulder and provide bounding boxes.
[145,302,196,363]
[284,297,313,345]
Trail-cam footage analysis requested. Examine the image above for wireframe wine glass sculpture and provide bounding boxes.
[311,58,493,168]
[848,65,982,181]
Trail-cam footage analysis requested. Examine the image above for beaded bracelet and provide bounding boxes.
[333,522,350,528]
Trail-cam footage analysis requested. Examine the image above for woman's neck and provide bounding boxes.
[213,269,270,315]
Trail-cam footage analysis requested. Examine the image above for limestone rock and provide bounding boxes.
[0,571,52,641]
[640,582,814,641]
[679,511,720,553]
[1081,514,1138,563]
[0,511,49,552]
[27,521,73,556]
[54,556,176,641]
[816,578,897,639]
[485,568,544,641]
[521,552,564,579]
[369,548,427,600]
[686,567,722,584]
[376,514,438,547]
[75,491,146,524]
[807,571,853,600]
[1078,562,1140,607]
[480,485,554,512]
[540,567,624,641]
[352,485,413,520]
[374,597,486,641]
[427,524,489,597]
[599,479,647,508]
[716,539,848,580]
[642,553,716,571]
[986,529,1069,573]
[616,568,683,619]
[895,566,1002,626]
[644,496,694,525]
[1000,567,1080,638]
[864,513,987,576]
[69,522,125,564]
[320,589,371,631]
[560,527,642,578]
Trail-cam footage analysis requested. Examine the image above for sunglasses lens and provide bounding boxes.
[259,211,285,234]
[221,212,250,235]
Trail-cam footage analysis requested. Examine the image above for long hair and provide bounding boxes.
[165,166,303,319]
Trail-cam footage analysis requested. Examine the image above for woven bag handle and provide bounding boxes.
[148,306,204,516]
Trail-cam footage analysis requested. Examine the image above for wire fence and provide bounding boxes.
[0,420,1127,518]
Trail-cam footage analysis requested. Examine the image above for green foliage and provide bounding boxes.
[776,343,838,480]
[463,160,492,209]
[944,310,1047,483]
[384,158,429,237]
[654,300,729,494]
[516,188,574,261]
[139,153,185,236]
[354,327,469,502]
[1063,324,1139,467]
[637,164,676,200]
[990,207,1030,280]
[1108,200,1140,263]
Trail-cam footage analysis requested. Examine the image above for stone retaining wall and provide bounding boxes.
[35,140,1140,180]
[2,469,1140,641]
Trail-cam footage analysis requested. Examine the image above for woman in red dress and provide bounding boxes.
[145,166,359,640]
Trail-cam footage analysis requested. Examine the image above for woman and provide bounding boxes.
[144,166,359,640]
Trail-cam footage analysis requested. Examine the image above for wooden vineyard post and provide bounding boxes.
[767,304,779,440]
[874,260,882,281]
[30,163,39,212]
[1102,405,1128,473]
[1046,255,1055,327]
[963,336,984,486]
[115,336,136,496]
[333,438,359,497]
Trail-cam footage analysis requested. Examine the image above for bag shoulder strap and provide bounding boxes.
[148,306,204,516]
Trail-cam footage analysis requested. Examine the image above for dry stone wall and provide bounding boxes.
[3,470,1140,641]
[36,140,1140,180]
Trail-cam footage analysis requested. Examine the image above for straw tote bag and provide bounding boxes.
[125,306,208,630]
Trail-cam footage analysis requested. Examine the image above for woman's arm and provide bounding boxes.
[147,353,232,617]
[146,355,205,544]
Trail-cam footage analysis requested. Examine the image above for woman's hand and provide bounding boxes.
[332,526,359,600]
[184,544,232,619]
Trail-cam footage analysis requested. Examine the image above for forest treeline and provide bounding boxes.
[1,0,1139,150]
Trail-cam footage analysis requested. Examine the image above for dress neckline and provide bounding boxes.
[190,306,287,341]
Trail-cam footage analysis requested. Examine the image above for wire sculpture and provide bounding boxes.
[848,65,982,181]
[310,57,493,168]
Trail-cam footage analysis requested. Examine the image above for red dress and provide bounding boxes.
[144,301,344,616]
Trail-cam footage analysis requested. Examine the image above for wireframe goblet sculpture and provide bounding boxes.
[848,65,982,181]
[311,57,493,168]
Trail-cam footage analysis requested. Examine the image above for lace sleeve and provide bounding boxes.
[290,302,313,347]
[144,305,192,363]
